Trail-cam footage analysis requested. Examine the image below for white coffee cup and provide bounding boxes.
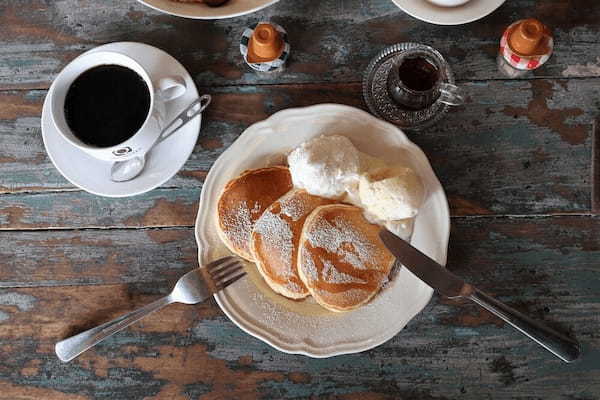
[50,50,187,162]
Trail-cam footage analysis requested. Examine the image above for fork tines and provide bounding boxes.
[206,256,246,291]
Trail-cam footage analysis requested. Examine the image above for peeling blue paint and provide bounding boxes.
[454,328,480,337]
[0,291,36,311]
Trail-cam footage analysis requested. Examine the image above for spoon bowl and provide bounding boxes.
[110,155,147,182]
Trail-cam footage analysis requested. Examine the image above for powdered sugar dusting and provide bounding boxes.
[254,210,294,277]
[285,280,304,293]
[254,209,308,293]
[280,194,308,221]
[306,215,375,270]
[303,250,319,282]
[321,259,366,284]
[222,201,253,249]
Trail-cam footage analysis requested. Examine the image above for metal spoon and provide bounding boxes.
[110,94,211,182]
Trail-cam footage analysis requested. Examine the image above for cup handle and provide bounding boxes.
[156,75,187,101]
[439,83,465,106]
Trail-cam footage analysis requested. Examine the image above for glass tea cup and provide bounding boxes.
[387,48,464,111]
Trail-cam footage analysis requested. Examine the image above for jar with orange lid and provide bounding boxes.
[497,19,553,78]
[240,22,290,74]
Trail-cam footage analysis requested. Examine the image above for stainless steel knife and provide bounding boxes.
[379,228,581,363]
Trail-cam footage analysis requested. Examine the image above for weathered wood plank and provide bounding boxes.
[4,211,596,362]
[0,214,597,314]
[424,78,592,216]
[1,1,597,398]
[0,216,598,399]
[0,227,197,288]
[0,78,593,218]
[0,188,199,230]
[0,0,600,90]
[593,119,600,213]
[0,252,596,400]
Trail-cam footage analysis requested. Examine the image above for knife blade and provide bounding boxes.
[379,228,471,298]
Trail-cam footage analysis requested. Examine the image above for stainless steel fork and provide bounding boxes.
[55,256,245,362]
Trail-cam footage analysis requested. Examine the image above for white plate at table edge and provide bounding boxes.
[391,0,506,25]
[195,104,450,357]
[41,42,201,198]
[137,0,281,19]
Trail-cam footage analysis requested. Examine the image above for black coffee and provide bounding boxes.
[64,65,151,148]
[398,57,439,92]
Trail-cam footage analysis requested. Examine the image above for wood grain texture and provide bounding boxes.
[0,217,598,399]
[1,0,599,398]
[0,285,595,400]
[1,0,600,90]
[592,119,600,213]
[0,227,197,288]
[0,78,594,218]
[0,188,199,230]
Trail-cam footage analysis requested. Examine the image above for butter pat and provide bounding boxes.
[358,165,424,221]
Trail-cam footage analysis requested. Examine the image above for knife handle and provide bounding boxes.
[467,289,581,363]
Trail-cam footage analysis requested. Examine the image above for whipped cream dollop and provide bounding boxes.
[287,135,425,239]
[288,135,360,199]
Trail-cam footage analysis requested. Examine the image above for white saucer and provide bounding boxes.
[42,42,201,198]
[137,0,281,19]
[195,104,450,357]
[391,0,506,25]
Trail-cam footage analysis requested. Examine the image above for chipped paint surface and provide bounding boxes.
[0,217,597,398]
[0,79,594,216]
[0,292,36,310]
[501,80,587,146]
[0,229,196,287]
[563,57,600,77]
[0,0,599,398]
[1,1,600,88]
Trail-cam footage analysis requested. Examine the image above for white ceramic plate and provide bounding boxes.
[137,0,280,19]
[391,0,506,25]
[195,104,450,357]
[42,42,201,198]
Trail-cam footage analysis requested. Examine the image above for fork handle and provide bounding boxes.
[468,289,580,363]
[55,295,173,362]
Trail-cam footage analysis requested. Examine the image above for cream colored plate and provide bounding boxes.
[391,0,506,25]
[195,104,450,357]
[137,0,280,19]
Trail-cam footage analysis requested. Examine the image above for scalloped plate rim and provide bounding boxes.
[195,104,450,357]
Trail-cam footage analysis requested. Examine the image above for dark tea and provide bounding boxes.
[64,65,151,148]
[397,57,439,92]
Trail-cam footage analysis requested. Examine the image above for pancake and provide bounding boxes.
[297,204,395,312]
[250,189,335,299]
[217,166,292,261]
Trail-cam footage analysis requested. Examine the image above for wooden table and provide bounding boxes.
[1,0,599,398]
